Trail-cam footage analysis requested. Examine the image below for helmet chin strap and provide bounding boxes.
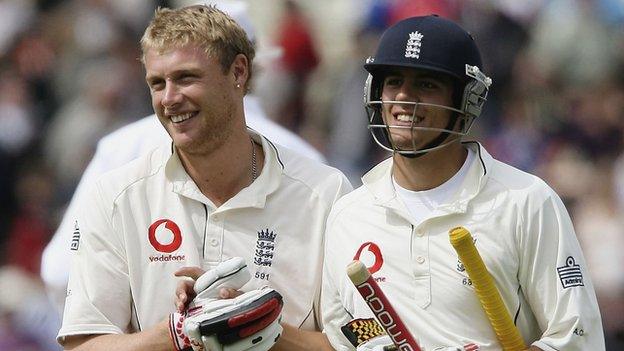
[397,113,459,159]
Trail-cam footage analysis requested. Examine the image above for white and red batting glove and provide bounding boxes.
[169,257,283,351]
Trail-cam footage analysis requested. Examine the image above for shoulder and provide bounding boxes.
[244,95,325,163]
[97,115,163,149]
[244,94,326,163]
[271,141,352,198]
[486,155,560,207]
[251,121,325,163]
[91,144,169,205]
[94,115,169,169]
[327,184,373,220]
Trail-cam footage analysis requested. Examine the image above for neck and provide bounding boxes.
[392,141,467,191]
[177,129,264,207]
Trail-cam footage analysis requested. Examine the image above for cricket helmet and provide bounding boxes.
[364,15,492,156]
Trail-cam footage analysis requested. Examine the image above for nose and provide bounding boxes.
[161,82,182,108]
[395,82,418,102]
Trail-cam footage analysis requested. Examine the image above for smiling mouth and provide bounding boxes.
[395,113,423,123]
[170,112,197,123]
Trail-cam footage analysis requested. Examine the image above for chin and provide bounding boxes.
[389,134,415,146]
[172,134,198,151]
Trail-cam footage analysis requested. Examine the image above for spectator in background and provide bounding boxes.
[43,58,130,196]
[0,0,36,57]
[260,0,319,132]
[0,70,38,219]
[0,266,61,351]
[5,162,54,275]
[574,162,624,349]
[326,25,380,185]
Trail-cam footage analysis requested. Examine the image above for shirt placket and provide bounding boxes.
[411,224,431,308]
[203,209,225,265]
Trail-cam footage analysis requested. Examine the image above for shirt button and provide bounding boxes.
[210,238,219,247]
[416,256,425,264]
[415,229,424,237]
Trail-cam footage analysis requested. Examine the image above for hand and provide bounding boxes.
[169,257,283,351]
[355,334,478,351]
[183,288,283,351]
[174,258,248,313]
[355,335,396,351]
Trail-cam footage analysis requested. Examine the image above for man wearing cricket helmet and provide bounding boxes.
[321,15,604,350]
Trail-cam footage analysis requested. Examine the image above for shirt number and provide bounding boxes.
[255,272,270,280]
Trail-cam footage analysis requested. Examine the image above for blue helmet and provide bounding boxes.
[364,15,492,156]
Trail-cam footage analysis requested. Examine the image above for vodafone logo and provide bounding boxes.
[148,219,182,253]
[354,242,384,275]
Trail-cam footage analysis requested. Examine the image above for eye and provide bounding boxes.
[178,73,199,84]
[384,76,403,87]
[416,80,438,90]
[147,79,165,91]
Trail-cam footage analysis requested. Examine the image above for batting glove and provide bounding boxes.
[169,257,283,351]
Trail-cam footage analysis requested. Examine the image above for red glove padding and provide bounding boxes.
[169,256,283,351]
[171,288,283,351]
[195,289,283,344]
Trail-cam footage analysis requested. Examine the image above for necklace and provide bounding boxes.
[250,137,258,180]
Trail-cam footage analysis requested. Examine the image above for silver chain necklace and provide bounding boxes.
[250,137,258,180]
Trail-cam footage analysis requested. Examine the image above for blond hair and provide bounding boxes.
[141,5,255,90]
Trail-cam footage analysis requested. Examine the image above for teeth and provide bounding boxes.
[397,114,412,122]
[396,114,422,122]
[170,112,194,123]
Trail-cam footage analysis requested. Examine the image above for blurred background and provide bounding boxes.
[0,0,623,350]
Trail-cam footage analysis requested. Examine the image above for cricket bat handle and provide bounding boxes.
[449,227,526,351]
[347,260,422,351]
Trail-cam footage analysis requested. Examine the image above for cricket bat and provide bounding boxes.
[449,226,526,351]
[347,260,421,351]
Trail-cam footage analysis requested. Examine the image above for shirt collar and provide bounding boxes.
[164,128,283,210]
[362,141,492,215]
[437,141,491,213]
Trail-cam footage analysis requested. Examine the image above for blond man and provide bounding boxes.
[59,6,350,350]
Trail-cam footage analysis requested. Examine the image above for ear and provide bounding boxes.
[230,54,249,89]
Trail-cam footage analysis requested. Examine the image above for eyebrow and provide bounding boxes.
[146,68,203,81]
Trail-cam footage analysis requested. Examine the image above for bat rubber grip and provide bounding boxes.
[346,260,371,285]
[449,227,526,351]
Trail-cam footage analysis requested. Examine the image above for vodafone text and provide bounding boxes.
[149,254,185,262]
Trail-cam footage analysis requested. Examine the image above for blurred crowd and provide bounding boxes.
[0,0,623,350]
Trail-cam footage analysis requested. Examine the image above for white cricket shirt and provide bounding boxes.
[58,130,351,341]
[393,148,475,225]
[322,142,604,351]
[41,96,326,312]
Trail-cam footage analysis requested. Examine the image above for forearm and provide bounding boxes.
[272,324,334,351]
[62,319,172,351]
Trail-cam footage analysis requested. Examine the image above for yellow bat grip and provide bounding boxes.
[449,227,526,351]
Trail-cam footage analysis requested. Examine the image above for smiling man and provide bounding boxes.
[57,5,351,351]
[321,15,604,351]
